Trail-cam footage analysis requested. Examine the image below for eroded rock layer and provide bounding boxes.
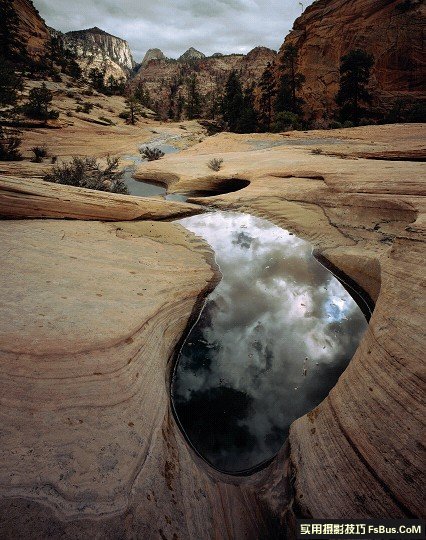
[281,0,426,119]
[0,124,424,537]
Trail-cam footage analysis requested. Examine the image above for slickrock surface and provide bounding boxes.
[281,0,426,119]
[0,123,424,537]
[133,123,425,520]
[0,219,277,538]
[0,176,201,221]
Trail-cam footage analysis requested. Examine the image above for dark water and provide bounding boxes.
[123,141,179,197]
[171,212,368,474]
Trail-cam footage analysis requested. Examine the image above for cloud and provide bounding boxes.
[173,212,368,472]
[33,0,314,61]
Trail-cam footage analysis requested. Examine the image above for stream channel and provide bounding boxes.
[125,136,370,474]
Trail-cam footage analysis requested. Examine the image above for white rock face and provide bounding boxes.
[53,26,135,80]
[178,47,206,62]
[141,48,166,68]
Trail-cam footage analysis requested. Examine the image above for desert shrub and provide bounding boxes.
[44,155,128,194]
[0,127,23,161]
[311,148,323,155]
[66,111,73,117]
[51,155,58,164]
[139,146,165,161]
[31,145,48,163]
[118,111,129,120]
[76,102,93,114]
[98,116,115,125]
[82,89,94,96]
[329,120,342,129]
[207,158,223,171]
[342,120,354,128]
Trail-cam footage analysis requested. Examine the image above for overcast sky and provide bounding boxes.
[33,0,314,62]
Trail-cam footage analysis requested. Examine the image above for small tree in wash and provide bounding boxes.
[123,95,143,125]
[24,83,59,122]
[336,49,374,125]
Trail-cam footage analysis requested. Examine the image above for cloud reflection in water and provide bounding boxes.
[172,212,367,473]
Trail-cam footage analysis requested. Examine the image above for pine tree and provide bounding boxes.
[275,44,305,115]
[185,74,202,119]
[124,95,142,125]
[25,83,59,122]
[336,49,374,125]
[134,82,151,108]
[176,93,186,121]
[0,0,26,62]
[89,68,106,93]
[239,84,258,133]
[0,61,23,107]
[222,70,244,132]
[258,63,276,131]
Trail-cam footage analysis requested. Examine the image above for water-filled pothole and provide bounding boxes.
[171,211,370,474]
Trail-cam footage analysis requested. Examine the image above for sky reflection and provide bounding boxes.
[172,212,368,473]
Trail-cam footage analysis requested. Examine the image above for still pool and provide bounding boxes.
[171,211,369,474]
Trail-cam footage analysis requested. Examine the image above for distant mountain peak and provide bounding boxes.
[141,48,166,67]
[178,47,206,62]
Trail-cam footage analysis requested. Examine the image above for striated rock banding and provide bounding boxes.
[0,124,424,536]
[280,0,426,119]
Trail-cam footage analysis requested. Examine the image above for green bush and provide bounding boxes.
[139,146,165,161]
[76,102,93,114]
[0,127,23,161]
[342,120,354,128]
[329,120,342,129]
[98,116,115,125]
[31,145,48,163]
[207,158,223,171]
[271,111,302,132]
[44,155,128,194]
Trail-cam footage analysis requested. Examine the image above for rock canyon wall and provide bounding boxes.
[281,0,426,120]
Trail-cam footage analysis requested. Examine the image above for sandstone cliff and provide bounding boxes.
[178,47,206,62]
[11,0,50,61]
[134,46,277,117]
[56,27,135,81]
[141,48,166,68]
[281,0,426,120]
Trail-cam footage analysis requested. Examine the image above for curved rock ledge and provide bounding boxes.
[0,176,201,221]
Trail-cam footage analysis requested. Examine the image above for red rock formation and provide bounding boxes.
[280,0,426,120]
[134,47,277,118]
[11,0,51,61]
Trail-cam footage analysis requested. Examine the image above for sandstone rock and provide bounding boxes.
[140,47,167,68]
[0,176,201,221]
[280,0,426,119]
[178,47,206,62]
[0,124,424,536]
[11,0,51,61]
[53,26,135,81]
[134,46,277,118]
